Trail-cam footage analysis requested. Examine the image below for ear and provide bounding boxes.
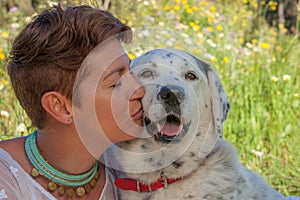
[207,68,230,137]
[41,91,73,125]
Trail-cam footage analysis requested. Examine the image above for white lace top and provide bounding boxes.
[0,148,118,200]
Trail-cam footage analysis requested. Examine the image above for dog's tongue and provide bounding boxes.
[161,121,180,136]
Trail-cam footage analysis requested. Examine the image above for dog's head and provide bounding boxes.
[104,48,230,174]
[131,49,229,151]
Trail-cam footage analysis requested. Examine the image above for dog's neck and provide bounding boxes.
[112,139,239,189]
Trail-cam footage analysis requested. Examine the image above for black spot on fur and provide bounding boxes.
[205,104,208,108]
[141,144,148,150]
[172,161,184,168]
[166,53,171,57]
[152,63,157,68]
[189,152,195,157]
[174,78,179,81]
[156,162,163,167]
[196,132,201,136]
[170,60,173,64]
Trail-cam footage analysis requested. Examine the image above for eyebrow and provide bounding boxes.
[103,66,126,81]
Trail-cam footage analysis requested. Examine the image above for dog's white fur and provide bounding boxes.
[105,49,285,200]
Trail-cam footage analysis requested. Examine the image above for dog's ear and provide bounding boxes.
[207,68,230,137]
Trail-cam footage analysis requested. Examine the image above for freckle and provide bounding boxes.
[170,60,173,64]
[205,104,208,108]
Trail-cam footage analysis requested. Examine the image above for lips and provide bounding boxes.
[131,107,144,120]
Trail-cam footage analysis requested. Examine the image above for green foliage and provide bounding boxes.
[0,0,299,196]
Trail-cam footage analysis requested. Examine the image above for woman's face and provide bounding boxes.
[73,39,145,146]
[95,52,145,143]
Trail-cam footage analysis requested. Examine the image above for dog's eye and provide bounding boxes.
[140,70,154,78]
[185,72,198,80]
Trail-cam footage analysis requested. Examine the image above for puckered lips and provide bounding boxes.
[144,113,191,143]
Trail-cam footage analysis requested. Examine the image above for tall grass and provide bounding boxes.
[0,0,299,196]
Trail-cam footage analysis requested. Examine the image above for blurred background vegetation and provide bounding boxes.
[0,0,299,196]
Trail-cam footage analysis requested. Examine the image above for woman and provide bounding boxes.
[0,4,144,200]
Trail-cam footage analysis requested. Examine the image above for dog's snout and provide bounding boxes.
[157,85,185,106]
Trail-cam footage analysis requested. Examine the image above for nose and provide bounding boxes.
[129,76,145,101]
[157,85,185,106]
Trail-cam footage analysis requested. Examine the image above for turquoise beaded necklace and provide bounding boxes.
[25,130,100,197]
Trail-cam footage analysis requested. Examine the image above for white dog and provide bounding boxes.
[104,49,285,200]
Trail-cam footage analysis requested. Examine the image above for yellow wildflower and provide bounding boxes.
[210,6,216,13]
[259,42,269,49]
[192,6,198,11]
[211,57,218,63]
[237,59,243,65]
[2,79,8,85]
[251,39,257,45]
[174,5,180,11]
[277,91,281,96]
[278,24,287,33]
[238,37,244,44]
[1,31,8,38]
[0,52,5,60]
[269,1,278,11]
[192,24,200,32]
[293,93,299,98]
[186,8,193,14]
[223,56,230,63]
[207,26,214,32]
[216,24,223,31]
[128,53,136,60]
[200,1,209,6]
[164,5,170,11]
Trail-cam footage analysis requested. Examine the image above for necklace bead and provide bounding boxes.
[25,130,100,198]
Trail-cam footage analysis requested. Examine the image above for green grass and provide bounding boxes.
[0,0,299,196]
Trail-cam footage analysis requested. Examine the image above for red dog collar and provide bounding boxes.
[115,175,181,193]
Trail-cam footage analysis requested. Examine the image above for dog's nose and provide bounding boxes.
[157,85,185,106]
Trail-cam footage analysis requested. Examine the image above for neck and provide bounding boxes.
[37,125,108,174]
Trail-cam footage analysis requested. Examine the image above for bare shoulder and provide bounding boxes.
[0,137,29,170]
[0,137,26,154]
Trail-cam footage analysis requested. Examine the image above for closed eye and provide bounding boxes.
[184,71,198,80]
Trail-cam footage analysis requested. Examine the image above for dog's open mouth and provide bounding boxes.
[144,114,191,143]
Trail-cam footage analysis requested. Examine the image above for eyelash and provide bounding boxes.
[112,81,121,88]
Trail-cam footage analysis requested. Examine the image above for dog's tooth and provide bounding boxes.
[157,123,161,132]
[179,124,183,133]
